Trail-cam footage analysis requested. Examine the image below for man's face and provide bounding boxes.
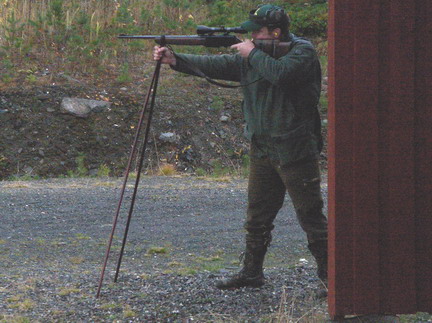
[251,26,278,40]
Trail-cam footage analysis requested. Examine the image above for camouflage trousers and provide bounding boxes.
[245,144,328,245]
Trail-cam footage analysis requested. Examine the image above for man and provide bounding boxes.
[154,4,328,292]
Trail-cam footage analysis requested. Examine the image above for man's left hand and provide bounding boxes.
[231,40,255,58]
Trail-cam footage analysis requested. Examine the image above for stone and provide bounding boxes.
[159,132,179,144]
[220,115,230,122]
[60,97,112,118]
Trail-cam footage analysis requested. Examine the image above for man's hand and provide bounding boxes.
[153,46,177,65]
[231,40,255,58]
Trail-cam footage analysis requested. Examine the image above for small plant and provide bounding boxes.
[210,95,224,111]
[146,246,167,255]
[68,256,85,264]
[122,305,136,319]
[58,288,80,296]
[195,167,207,176]
[168,261,183,267]
[7,299,35,311]
[97,164,110,177]
[67,152,88,177]
[158,163,176,176]
[25,73,37,83]
[210,159,230,178]
[75,233,90,240]
[116,63,132,83]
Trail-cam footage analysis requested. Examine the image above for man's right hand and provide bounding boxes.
[153,46,176,66]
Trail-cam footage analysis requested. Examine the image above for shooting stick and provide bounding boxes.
[96,36,166,298]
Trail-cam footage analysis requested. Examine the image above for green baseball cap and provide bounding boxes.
[241,4,288,32]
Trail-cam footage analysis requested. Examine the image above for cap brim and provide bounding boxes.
[240,20,263,32]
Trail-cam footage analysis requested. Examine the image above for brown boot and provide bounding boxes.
[216,234,268,289]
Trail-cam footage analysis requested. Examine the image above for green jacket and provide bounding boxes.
[172,34,322,165]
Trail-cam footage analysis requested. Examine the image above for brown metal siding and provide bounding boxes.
[328,0,432,318]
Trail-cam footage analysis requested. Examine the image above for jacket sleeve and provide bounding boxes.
[171,53,242,82]
[247,43,317,85]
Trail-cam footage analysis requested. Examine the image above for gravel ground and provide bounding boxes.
[0,176,329,322]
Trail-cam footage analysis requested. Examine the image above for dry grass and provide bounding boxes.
[158,163,177,176]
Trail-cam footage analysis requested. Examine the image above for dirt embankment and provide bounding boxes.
[0,61,328,181]
[0,67,255,180]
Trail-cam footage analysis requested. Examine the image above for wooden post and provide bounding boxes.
[328,0,432,319]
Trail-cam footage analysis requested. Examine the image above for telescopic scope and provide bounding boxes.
[196,25,248,35]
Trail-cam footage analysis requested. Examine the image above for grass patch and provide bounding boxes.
[122,305,136,319]
[68,256,85,264]
[58,288,81,296]
[97,164,111,177]
[75,233,91,240]
[0,316,31,323]
[7,299,35,311]
[6,295,22,303]
[195,168,207,176]
[158,164,177,176]
[146,246,167,255]
[168,261,183,267]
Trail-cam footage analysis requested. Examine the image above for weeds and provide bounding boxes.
[158,163,177,176]
[97,164,111,177]
[68,256,85,264]
[122,305,137,319]
[67,152,88,177]
[58,288,81,296]
[146,246,168,255]
[0,1,327,81]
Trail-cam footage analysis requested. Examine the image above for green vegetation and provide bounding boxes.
[0,0,328,84]
[58,288,81,296]
[67,152,88,177]
[122,305,137,319]
[97,164,111,177]
[146,246,168,255]
[400,313,432,322]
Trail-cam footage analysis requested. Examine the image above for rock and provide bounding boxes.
[60,97,112,118]
[47,107,55,113]
[37,94,50,101]
[159,132,179,144]
[220,115,230,122]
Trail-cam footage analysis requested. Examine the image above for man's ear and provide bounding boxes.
[272,28,282,39]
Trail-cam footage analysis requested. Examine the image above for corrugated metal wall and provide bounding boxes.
[327,0,432,319]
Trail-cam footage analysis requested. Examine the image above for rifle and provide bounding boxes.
[119,25,292,59]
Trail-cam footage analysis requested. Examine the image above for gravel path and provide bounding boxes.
[0,176,328,322]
